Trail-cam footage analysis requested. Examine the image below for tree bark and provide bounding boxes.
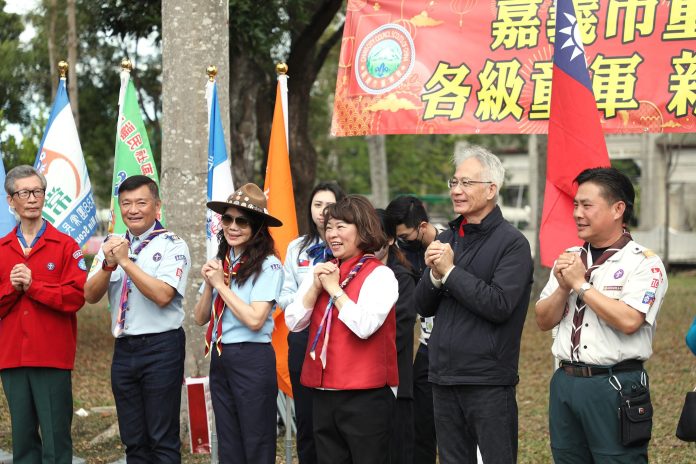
[161,0,230,439]
[66,0,79,128]
[47,0,58,101]
[531,134,550,299]
[367,135,389,207]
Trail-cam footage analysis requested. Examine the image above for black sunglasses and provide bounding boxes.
[220,214,250,228]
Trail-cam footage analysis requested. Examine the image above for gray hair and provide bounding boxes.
[452,145,505,200]
[4,165,47,195]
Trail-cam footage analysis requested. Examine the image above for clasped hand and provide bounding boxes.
[10,263,32,292]
[425,240,454,279]
[553,252,586,291]
[312,262,339,292]
[102,236,130,266]
[201,259,224,288]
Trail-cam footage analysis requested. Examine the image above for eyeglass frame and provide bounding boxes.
[220,214,251,229]
[11,188,46,200]
[447,177,493,190]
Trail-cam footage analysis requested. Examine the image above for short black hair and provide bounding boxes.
[575,167,635,225]
[385,196,429,231]
[118,175,160,200]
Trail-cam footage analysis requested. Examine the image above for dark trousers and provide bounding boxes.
[432,383,518,464]
[550,368,649,463]
[1,367,73,464]
[389,397,414,464]
[111,328,185,464]
[210,342,277,464]
[412,346,436,464]
[288,329,317,464]
[313,386,395,464]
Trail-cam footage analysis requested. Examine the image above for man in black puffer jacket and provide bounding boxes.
[414,145,533,464]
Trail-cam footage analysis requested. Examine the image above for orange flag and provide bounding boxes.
[264,71,297,398]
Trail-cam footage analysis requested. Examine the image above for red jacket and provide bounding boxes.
[0,222,86,370]
[301,255,398,390]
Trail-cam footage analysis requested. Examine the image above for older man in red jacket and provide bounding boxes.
[0,165,86,463]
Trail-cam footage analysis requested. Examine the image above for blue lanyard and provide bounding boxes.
[16,220,47,249]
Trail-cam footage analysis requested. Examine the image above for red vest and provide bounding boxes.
[301,255,398,390]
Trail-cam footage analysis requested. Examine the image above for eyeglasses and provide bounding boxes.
[447,178,492,190]
[12,188,46,199]
[221,214,250,229]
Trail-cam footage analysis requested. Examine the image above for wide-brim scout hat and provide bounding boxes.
[206,183,283,227]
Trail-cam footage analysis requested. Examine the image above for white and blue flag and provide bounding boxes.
[34,77,97,246]
[0,159,17,236]
[206,78,234,259]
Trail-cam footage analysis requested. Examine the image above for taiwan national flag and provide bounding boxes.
[34,77,97,246]
[539,0,610,267]
[206,78,234,259]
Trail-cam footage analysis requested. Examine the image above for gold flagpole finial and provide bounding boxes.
[121,58,133,73]
[276,62,288,75]
[206,65,218,82]
[58,61,69,78]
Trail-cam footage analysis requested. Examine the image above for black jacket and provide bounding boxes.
[414,206,533,386]
[387,252,418,398]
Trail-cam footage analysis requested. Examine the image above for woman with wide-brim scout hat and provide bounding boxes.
[195,182,284,461]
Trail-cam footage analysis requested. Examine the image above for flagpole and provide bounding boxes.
[276,62,294,464]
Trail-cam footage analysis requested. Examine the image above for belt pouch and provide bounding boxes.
[618,384,653,446]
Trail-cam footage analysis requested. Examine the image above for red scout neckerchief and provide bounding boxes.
[309,253,375,368]
[570,231,633,361]
[204,250,246,357]
[114,220,168,337]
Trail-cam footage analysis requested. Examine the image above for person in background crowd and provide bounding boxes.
[414,146,533,464]
[278,181,345,464]
[0,165,86,463]
[385,196,444,464]
[376,208,418,464]
[687,316,696,356]
[85,175,191,463]
[536,167,668,463]
[285,195,398,464]
[194,183,284,464]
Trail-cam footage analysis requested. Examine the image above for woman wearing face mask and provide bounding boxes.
[376,209,418,464]
[285,195,399,464]
[278,182,345,464]
[194,183,284,464]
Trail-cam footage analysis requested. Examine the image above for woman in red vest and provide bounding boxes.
[285,195,399,464]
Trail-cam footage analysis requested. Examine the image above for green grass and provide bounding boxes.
[2,275,695,462]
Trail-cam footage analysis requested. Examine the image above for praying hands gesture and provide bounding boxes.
[425,240,455,280]
[553,252,586,292]
[102,235,130,267]
[10,263,32,292]
[203,260,224,289]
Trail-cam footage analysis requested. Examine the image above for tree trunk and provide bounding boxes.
[66,0,79,128]
[531,134,550,299]
[47,0,58,100]
[161,0,230,441]
[367,135,389,207]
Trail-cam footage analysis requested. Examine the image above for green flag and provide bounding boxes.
[109,75,165,233]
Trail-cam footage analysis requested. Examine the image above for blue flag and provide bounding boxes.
[34,77,97,246]
[205,79,234,259]
[0,159,17,236]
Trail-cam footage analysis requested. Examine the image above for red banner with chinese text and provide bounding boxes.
[332,0,695,136]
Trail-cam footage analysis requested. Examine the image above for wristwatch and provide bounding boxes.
[330,290,345,303]
[577,282,592,300]
[102,260,118,272]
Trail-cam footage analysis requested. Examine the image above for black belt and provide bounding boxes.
[560,359,643,377]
